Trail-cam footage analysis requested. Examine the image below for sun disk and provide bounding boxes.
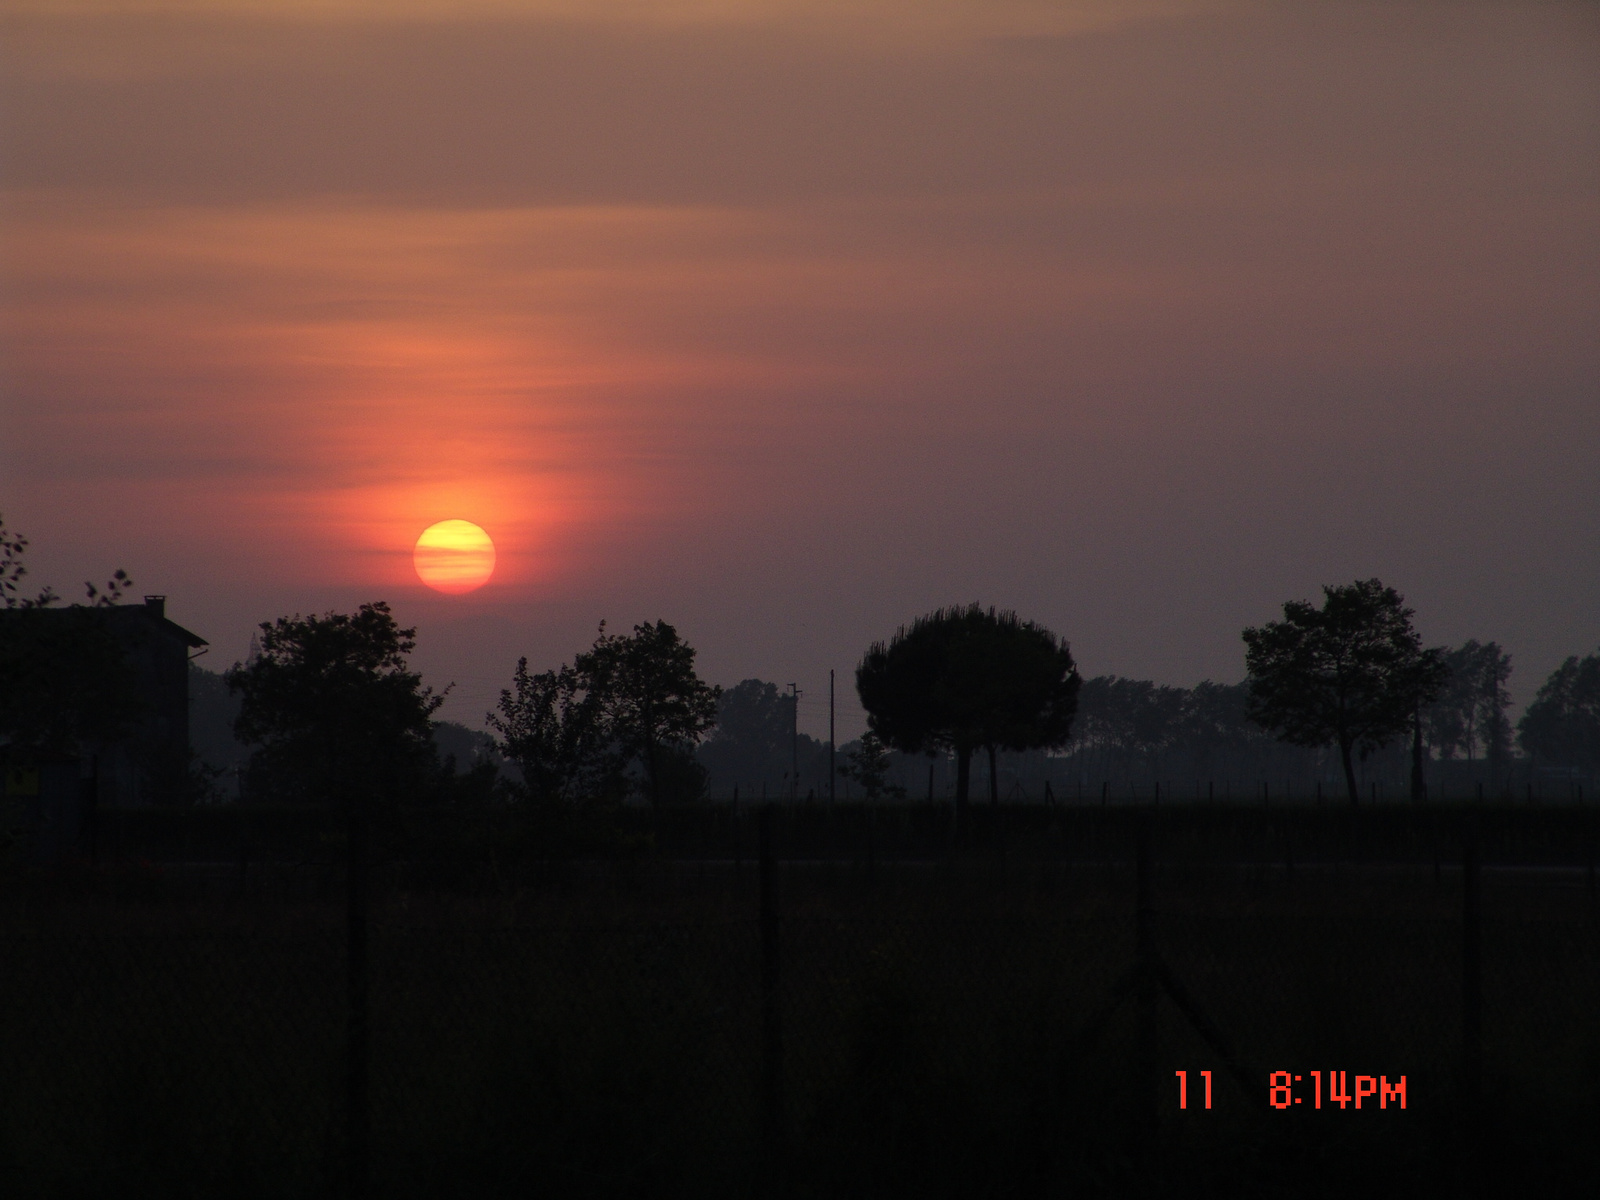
[414,519,495,594]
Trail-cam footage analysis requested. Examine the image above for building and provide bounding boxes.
[0,595,207,859]
[95,595,210,807]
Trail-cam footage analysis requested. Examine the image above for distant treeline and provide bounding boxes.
[13,505,1593,815]
[188,655,1598,805]
[693,671,1590,803]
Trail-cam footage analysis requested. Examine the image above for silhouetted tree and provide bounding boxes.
[1176,679,1283,782]
[838,731,905,802]
[226,602,444,808]
[428,721,508,810]
[697,678,799,795]
[1061,675,1328,793]
[646,742,711,805]
[492,621,721,807]
[0,515,140,762]
[1518,649,1600,775]
[1070,676,1187,784]
[856,605,1080,816]
[1424,641,1514,772]
[432,720,502,774]
[1243,579,1447,805]
[498,621,720,807]
[587,620,720,805]
[489,656,619,808]
[1423,650,1472,763]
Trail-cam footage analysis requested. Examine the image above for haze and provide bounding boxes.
[3,0,1596,735]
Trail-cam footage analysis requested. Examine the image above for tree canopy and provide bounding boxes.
[1422,640,1513,769]
[706,680,792,764]
[1243,579,1447,805]
[490,620,720,807]
[489,654,618,809]
[837,730,905,803]
[592,620,721,805]
[1061,677,1306,792]
[696,679,801,796]
[226,602,443,809]
[1517,649,1600,775]
[855,604,1080,813]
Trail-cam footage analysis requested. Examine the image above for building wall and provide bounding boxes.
[97,598,205,807]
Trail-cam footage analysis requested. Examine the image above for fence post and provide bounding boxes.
[1588,805,1596,901]
[865,800,877,891]
[85,755,101,868]
[1440,819,1452,896]
[759,805,784,1167]
[733,786,743,886]
[347,787,370,1200]
[1461,817,1481,1167]
[1135,815,1159,1150]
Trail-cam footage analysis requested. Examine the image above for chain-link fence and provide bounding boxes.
[2,811,1596,1198]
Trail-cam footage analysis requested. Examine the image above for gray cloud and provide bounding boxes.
[5,7,1594,205]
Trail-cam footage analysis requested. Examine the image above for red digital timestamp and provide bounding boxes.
[1268,1071,1406,1110]
[1173,1071,1407,1110]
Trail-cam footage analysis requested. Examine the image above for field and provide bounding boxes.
[1,803,1597,1198]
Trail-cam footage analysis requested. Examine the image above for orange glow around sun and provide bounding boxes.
[414,519,496,594]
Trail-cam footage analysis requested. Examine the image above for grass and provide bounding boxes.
[1,814,1597,1197]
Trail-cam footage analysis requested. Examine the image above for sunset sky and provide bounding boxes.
[3,0,1596,736]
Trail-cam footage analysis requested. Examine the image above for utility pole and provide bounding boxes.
[829,669,836,805]
[789,683,801,800]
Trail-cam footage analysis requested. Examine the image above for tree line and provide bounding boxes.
[217,582,1596,814]
[2,512,1596,812]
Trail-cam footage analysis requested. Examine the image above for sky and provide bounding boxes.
[2,0,1597,738]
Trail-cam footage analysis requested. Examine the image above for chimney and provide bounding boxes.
[144,595,166,618]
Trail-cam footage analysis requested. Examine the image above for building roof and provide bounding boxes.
[122,595,208,650]
[2,595,211,650]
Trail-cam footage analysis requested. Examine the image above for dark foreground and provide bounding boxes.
[1,803,1596,1198]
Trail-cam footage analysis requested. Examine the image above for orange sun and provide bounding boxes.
[414,519,496,594]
